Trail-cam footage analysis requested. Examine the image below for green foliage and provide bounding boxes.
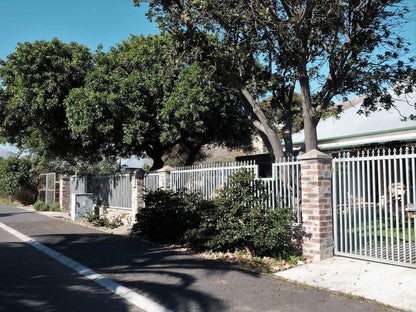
[0,196,18,207]
[33,201,60,212]
[0,156,37,204]
[187,169,295,257]
[134,169,297,258]
[65,34,252,169]
[33,201,48,211]
[133,0,416,156]
[133,188,206,243]
[0,39,93,163]
[75,156,121,176]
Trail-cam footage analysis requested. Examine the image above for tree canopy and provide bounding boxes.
[133,0,416,157]
[0,35,252,170]
[65,34,252,169]
[0,38,93,164]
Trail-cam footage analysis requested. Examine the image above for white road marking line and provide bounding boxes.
[0,222,173,312]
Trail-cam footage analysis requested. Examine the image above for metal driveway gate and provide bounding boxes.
[38,173,57,204]
[88,174,132,210]
[332,148,416,268]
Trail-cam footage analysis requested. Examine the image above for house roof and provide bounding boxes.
[120,156,152,169]
[292,89,416,150]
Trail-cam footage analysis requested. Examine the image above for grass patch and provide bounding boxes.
[0,196,19,207]
[338,211,416,245]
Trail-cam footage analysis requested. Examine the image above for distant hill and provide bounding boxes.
[0,148,16,159]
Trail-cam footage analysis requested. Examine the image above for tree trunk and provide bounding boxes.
[147,148,165,171]
[239,89,285,161]
[298,63,318,152]
[184,144,201,166]
[150,157,164,171]
[282,114,294,157]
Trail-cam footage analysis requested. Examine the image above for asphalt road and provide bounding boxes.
[0,221,142,311]
[0,205,399,312]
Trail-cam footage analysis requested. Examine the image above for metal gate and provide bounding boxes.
[38,173,57,204]
[88,174,132,210]
[332,148,416,268]
[70,174,132,211]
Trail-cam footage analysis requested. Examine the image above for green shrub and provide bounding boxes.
[33,200,61,212]
[33,200,49,211]
[133,169,298,258]
[48,203,61,212]
[185,169,295,257]
[13,188,37,206]
[132,188,204,244]
[0,157,37,204]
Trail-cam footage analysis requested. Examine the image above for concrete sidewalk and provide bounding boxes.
[3,205,406,311]
[276,256,416,311]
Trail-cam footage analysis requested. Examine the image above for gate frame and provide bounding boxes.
[332,148,416,268]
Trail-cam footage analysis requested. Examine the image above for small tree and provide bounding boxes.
[0,156,37,204]
[66,34,252,169]
[0,39,93,164]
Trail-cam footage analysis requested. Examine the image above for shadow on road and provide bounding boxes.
[1,205,396,312]
[31,231,254,311]
[0,241,135,312]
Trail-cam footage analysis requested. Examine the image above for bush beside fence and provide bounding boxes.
[134,169,301,258]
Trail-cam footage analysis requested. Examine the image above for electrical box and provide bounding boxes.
[71,193,94,221]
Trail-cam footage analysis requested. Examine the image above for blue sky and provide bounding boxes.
[0,0,159,61]
[0,0,415,153]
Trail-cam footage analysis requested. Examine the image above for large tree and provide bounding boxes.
[65,34,252,169]
[0,38,93,164]
[133,0,415,157]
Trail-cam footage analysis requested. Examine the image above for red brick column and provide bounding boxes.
[131,169,145,216]
[59,175,71,211]
[157,166,172,190]
[298,149,334,261]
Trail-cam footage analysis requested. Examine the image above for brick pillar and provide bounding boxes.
[157,166,172,190]
[131,169,145,218]
[59,175,71,211]
[298,149,334,261]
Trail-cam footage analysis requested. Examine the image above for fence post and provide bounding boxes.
[59,175,71,211]
[298,149,334,261]
[157,166,172,190]
[131,169,145,221]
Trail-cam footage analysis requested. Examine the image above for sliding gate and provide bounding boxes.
[332,148,416,268]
